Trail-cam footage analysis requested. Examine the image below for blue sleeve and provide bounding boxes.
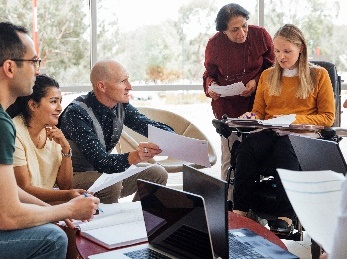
[60,104,130,174]
[123,104,174,137]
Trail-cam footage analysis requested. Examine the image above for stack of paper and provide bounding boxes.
[277,168,346,253]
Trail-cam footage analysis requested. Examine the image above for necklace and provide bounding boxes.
[35,134,42,148]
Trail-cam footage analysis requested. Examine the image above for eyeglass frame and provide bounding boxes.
[10,58,41,71]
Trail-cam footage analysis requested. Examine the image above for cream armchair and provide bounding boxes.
[117,107,217,173]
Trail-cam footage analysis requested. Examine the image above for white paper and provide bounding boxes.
[88,164,154,193]
[227,114,296,127]
[261,114,296,127]
[75,202,147,249]
[148,125,210,168]
[277,168,346,253]
[209,82,246,97]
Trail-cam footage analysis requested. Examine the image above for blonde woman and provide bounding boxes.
[232,24,335,237]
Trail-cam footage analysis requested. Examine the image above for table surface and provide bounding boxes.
[64,211,286,259]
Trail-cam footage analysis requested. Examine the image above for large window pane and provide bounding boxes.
[96,0,258,84]
[0,0,90,85]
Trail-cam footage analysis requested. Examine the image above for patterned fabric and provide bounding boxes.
[59,91,173,174]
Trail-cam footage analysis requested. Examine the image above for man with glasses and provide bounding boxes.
[0,21,99,258]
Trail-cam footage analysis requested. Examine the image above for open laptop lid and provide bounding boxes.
[289,134,347,175]
[182,165,228,259]
[137,179,215,259]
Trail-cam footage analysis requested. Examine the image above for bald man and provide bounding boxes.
[59,60,173,203]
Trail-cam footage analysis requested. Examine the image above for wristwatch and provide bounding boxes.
[61,148,72,157]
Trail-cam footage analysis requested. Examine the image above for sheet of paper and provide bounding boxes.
[277,168,346,253]
[148,125,210,168]
[209,82,246,97]
[261,114,296,126]
[88,164,154,193]
[227,114,296,127]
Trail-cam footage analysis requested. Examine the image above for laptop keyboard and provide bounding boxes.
[124,248,171,259]
[229,234,267,259]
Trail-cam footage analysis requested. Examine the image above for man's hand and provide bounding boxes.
[128,142,162,165]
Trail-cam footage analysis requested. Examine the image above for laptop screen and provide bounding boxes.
[137,179,215,259]
[183,165,228,259]
[289,134,347,175]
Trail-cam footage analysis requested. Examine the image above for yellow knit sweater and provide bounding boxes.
[253,66,335,126]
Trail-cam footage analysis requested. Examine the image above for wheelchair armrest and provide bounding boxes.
[212,119,232,139]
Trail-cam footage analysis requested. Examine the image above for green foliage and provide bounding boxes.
[1,0,346,84]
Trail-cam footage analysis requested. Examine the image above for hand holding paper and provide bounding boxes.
[209,82,246,97]
[148,125,210,168]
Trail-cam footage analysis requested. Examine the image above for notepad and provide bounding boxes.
[73,202,147,249]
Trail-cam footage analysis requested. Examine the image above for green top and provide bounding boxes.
[0,104,15,165]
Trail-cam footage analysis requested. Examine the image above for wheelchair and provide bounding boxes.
[212,60,342,258]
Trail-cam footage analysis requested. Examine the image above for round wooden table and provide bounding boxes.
[63,211,287,259]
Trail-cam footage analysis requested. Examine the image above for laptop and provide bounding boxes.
[89,179,216,259]
[289,134,347,175]
[182,165,298,259]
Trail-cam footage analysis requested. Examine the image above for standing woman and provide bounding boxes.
[203,3,275,194]
[7,74,86,204]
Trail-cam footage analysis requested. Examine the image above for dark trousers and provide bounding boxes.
[233,130,300,218]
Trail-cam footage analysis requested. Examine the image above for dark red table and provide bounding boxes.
[63,211,287,259]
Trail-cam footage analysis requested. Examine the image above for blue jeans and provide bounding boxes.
[0,223,67,259]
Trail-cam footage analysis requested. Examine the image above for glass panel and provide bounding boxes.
[0,0,90,85]
[96,0,258,84]
[264,0,347,79]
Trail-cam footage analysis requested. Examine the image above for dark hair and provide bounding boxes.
[0,22,28,68]
[7,75,60,125]
[215,3,250,31]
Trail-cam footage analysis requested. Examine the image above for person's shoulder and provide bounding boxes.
[248,25,270,36]
[309,63,329,78]
[261,66,274,75]
[207,31,224,44]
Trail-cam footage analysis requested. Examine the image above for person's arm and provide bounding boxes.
[46,126,73,190]
[14,165,85,203]
[123,104,174,137]
[61,105,136,173]
[203,38,220,98]
[0,164,99,230]
[343,99,347,108]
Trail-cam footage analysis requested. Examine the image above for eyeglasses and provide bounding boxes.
[10,58,41,71]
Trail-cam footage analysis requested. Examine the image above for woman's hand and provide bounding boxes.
[46,126,70,149]
[208,82,221,100]
[240,79,256,97]
[238,112,257,119]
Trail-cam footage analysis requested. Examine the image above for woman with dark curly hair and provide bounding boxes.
[7,74,87,204]
[203,3,275,199]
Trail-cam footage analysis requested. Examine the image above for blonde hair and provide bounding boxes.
[268,24,316,99]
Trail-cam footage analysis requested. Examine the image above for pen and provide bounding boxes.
[83,192,104,213]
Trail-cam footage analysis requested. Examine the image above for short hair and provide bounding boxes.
[7,75,60,125]
[0,21,28,67]
[215,3,250,32]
